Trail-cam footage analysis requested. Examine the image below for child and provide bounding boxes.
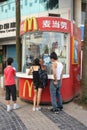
[4,57,20,112]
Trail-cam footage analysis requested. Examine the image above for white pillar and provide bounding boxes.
[74,0,81,26]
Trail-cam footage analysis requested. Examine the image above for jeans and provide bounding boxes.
[50,80,63,110]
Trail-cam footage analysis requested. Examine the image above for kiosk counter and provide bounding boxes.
[16,72,78,103]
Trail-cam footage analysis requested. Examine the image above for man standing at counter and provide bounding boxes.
[50,52,63,112]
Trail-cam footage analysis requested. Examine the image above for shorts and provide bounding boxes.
[5,84,17,101]
[33,82,44,90]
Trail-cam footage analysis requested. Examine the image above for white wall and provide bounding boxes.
[74,0,81,26]
[59,0,73,20]
[0,18,16,38]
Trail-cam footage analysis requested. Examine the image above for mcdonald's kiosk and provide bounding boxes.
[16,17,81,103]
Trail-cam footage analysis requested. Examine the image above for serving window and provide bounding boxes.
[22,31,70,75]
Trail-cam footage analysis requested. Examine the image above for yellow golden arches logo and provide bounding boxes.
[24,17,38,32]
[23,80,33,97]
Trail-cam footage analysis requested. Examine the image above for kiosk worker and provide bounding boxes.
[50,52,63,112]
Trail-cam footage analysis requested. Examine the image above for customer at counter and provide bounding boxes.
[28,58,43,111]
[50,52,63,113]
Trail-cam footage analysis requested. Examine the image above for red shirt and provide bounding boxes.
[4,66,16,86]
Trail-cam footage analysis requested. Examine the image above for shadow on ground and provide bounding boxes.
[41,107,87,130]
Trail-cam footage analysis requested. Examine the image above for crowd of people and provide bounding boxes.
[3,52,63,113]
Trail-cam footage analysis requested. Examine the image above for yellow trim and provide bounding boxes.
[72,37,79,64]
[23,80,33,97]
[24,17,38,32]
[72,37,74,64]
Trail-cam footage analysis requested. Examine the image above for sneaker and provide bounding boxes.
[32,107,36,111]
[7,105,12,112]
[13,104,20,110]
[58,106,63,111]
[36,107,41,111]
[50,108,59,113]
[54,110,59,114]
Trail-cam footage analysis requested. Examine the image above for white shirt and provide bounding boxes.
[56,62,63,80]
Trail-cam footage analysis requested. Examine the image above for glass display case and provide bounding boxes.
[22,31,70,75]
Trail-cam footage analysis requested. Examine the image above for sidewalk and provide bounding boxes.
[0,88,60,130]
[64,101,87,127]
[0,87,87,130]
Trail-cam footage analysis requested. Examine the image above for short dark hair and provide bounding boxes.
[33,58,40,66]
[50,52,58,60]
[7,57,14,65]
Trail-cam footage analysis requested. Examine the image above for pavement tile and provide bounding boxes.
[0,103,27,130]
[0,88,87,130]
[41,107,87,130]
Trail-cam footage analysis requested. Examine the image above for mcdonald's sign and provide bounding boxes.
[20,16,71,35]
[23,80,33,97]
[24,17,38,32]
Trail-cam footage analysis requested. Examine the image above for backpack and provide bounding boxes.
[39,69,48,88]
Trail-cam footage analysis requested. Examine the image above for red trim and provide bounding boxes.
[20,17,71,35]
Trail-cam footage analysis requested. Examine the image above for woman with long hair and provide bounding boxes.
[28,58,43,111]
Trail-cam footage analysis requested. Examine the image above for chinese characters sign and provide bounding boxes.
[20,17,71,35]
[0,20,16,38]
[42,19,68,30]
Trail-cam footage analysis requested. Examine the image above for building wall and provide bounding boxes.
[0,0,15,20]
[0,0,83,25]
[59,0,71,8]
[0,0,73,39]
[59,0,73,20]
[0,0,72,21]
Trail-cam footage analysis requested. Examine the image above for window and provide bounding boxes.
[20,4,23,9]
[0,0,7,2]
[25,0,27,6]
[5,9,7,13]
[8,3,10,10]
[1,6,3,12]
[12,7,14,11]
[49,13,60,17]
[35,0,37,3]
[22,31,70,74]
[39,0,45,3]
[29,3,32,7]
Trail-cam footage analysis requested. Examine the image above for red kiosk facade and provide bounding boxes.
[16,16,81,103]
